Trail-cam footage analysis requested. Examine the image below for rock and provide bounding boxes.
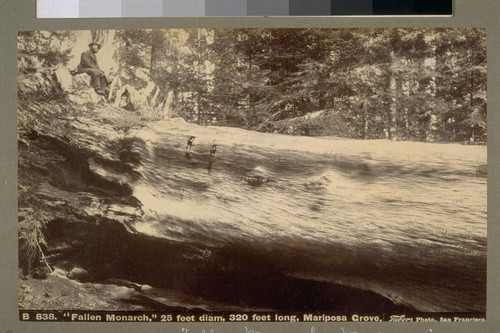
[113,82,163,118]
[31,265,50,279]
[72,74,92,89]
[52,67,108,106]
[67,267,89,281]
[68,87,103,105]
[54,67,74,92]
[51,268,68,277]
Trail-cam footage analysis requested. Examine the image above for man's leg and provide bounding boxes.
[80,68,106,95]
[99,76,110,97]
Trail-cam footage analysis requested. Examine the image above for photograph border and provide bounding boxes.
[2,0,499,332]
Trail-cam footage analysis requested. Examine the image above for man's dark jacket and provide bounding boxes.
[77,50,100,72]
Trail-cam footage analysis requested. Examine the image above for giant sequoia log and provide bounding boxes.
[17,30,487,313]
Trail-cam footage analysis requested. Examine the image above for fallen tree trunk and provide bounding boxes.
[18,83,487,313]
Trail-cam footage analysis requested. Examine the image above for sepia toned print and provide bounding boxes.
[17,28,486,322]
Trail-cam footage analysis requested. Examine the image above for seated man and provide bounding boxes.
[73,42,110,97]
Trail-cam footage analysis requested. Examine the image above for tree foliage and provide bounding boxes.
[20,28,486,143]
[18,31,74,68]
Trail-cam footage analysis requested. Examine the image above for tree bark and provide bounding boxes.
[387,51,398,141]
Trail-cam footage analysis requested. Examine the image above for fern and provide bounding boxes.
[18,208,53,275]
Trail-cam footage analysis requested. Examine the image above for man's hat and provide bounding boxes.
[88,42,100,49]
